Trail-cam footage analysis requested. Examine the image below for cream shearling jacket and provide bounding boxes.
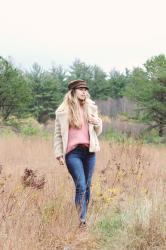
[54,101,102,158]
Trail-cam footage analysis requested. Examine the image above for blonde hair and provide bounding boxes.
[62,89,91,128]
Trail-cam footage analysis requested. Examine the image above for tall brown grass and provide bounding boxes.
[0,135,166,249]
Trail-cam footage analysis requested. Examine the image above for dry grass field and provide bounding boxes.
[0,135,166,250]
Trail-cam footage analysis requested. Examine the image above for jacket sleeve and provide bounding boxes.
[94,107,103,136]
[54,112,63,158]
[94,118,102,136]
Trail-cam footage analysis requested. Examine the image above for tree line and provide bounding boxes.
[0,54,166,136]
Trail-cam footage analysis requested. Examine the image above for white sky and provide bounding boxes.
[0,0,166,73]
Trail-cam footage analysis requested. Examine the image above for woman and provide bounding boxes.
[54,79,102,228]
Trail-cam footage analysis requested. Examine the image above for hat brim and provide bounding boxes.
[75,83,89,90]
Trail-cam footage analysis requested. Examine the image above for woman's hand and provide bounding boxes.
[88,114,100,126]
[57,156,65,165]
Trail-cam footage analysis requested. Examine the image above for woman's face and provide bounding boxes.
[75,87,88,101]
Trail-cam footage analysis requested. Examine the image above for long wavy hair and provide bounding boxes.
[61,89,91,128]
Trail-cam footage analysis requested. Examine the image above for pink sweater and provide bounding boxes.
[66,106,90,153]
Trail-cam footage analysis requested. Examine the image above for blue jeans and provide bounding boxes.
[65,145,96,221]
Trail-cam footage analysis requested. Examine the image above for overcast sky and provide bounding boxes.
[0,0,166,72]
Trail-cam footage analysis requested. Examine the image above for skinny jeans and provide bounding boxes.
[65,145,96,221]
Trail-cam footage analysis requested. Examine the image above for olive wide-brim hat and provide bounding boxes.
[68,79,89,90]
